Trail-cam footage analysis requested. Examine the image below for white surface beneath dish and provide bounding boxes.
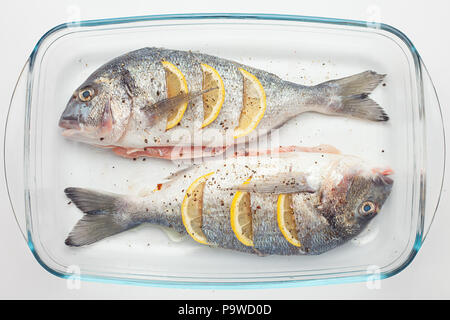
[1,0,449,298]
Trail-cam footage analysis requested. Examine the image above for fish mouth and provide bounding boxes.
[372,167,394,186]
[61,128,82,137]
[59,118,81,130]
[376,174,393,186]
[59,117,81,137]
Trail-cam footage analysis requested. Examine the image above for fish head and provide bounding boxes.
[59,72,133,145]
[319,157,393,238]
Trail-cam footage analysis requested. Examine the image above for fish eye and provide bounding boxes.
[79,88,94,102]
[360,201,377,215]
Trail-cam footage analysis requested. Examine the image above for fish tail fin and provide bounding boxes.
[64,187,137,247]
[339,93,388,121]
[320,70,388,121]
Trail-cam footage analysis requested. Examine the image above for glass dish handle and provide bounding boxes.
[421,58,446,243]
[3,59,29,243]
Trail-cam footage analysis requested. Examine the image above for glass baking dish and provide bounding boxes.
[4,13,445,288]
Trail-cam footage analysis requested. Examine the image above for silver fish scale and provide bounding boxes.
[235,64,304,135]
[141,190,187,234]
[116,47,305,148]
[140,152,334,254]
[127,151,388,255]
[251,193,301,255]
[202,167,254,253]
[118,48,168,145]
[292,193,341,255]
[189,52,243,146]
[199,158,304,254]
[115,48,202,147]
[63,47,388,152]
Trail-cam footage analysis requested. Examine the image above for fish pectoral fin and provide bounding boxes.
[228,172,315,194]
[141,87,218,124]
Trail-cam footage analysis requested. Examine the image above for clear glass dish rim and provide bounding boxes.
[16,12,442,289]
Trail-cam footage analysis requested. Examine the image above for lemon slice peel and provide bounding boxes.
[161,60,189,130]
[230,177,254,247]
[234,68,267,139]
[277,194,301,247]
[200,63,225,128]
[181,172,214,245]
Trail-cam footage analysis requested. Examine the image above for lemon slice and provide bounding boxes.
[181,172,214,245]
[277,194,301,247]
[201,63,225,128]
[230,179,254,246]
[161,60,189,130]
[234,68,266,139]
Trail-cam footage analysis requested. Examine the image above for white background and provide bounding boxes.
[1,0,449,299]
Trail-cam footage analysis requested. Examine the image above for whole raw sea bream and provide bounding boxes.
[59,47,388,160]
[64,147,393,255]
